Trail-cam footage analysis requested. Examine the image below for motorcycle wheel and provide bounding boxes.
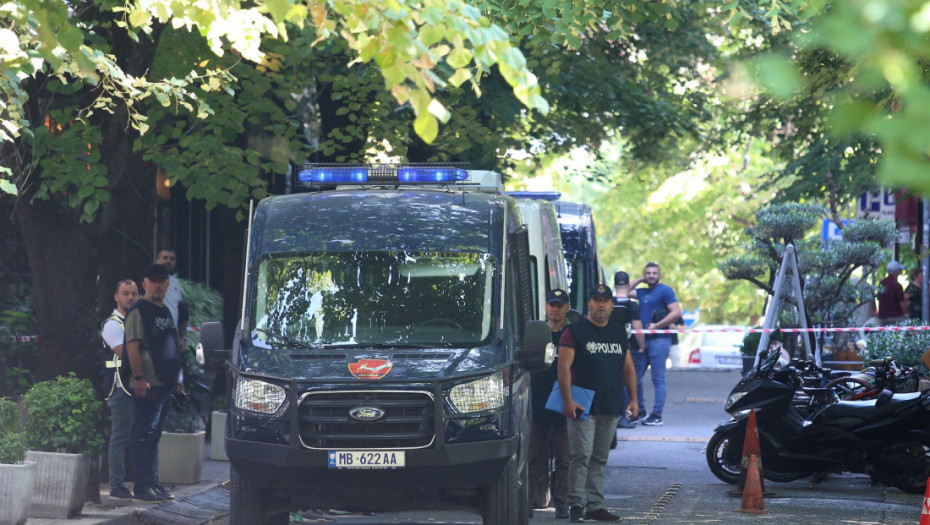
[706,429,742,484]
[889,438,930,494]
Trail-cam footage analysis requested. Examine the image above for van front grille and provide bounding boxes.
[297,390,435,449]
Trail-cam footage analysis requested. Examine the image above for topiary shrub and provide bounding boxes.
[0,397,27,464]
[23,373,103,457]
[863,319,930,368]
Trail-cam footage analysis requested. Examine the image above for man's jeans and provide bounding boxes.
[131,385,171,492]
[107,387,134,489]
[566,414,619,511]
[633,336,671,416]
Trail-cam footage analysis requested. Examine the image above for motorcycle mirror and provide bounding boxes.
[876,389,894,406]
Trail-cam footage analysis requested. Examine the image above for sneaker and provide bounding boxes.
[134,486,169,502]
[642,413,663,426]
[555,505,570,519]
[153,485,175,500]
[109,486,133,499]
[629,411,647,424]
[617,416,636,429]
[569,505,585,522]
[584,508,621,521]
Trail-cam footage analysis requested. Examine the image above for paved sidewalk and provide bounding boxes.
[28,444,230,525]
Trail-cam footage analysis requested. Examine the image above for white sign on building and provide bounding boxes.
[857,189,895,221]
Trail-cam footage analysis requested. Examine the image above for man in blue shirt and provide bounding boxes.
[630,262,681,426]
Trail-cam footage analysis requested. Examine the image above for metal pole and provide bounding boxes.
[920,197,930,324]
[756,245,794,366]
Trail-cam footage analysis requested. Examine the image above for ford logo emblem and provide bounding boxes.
[349,407,385,421]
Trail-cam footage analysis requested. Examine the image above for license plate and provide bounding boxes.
[718,356,741,365]
[328,450,405,469]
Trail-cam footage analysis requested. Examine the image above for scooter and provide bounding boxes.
[706,348,930,494]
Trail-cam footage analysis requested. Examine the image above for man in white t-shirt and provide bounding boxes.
[101,279,139,499]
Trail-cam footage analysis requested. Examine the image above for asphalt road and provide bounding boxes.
[209,368,924,524]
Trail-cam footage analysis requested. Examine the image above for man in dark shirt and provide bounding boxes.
[877,261,907,325]
[611,271,645,428]
[123,264,184,502]
[529,289,572,518]
[557,284,638,522]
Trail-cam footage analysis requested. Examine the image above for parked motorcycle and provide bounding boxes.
[823,357,923,400]
[706,348,930,494]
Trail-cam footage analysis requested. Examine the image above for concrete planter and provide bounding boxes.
[0,460,36,525]
[25,450,90,519]
[157,430,205,484]
[210,411,228,461]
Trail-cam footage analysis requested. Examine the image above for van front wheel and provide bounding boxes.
[229,463,288,525]
[482,457,522,525]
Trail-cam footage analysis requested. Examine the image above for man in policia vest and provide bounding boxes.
[557,284,638,522]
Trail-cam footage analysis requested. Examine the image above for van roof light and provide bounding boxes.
[504,191,561,201]
[297,163,470,188]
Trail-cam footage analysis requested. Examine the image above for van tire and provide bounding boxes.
[230,463,288,525]
[482,456,521,525]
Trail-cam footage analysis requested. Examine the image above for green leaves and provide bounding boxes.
[23,374,103,457]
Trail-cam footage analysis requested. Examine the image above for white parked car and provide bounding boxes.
[686,326,748,369]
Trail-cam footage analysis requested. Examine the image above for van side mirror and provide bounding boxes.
[519,320,553,372]
[199,321,230,372]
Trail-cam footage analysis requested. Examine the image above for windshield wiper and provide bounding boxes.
[322,342,435,349]
[253,329,317,350]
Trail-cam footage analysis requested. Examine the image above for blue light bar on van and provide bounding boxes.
[297,167,368,184]
[504,191,561,201]
[297,164,469,186]
[398,166,468,183]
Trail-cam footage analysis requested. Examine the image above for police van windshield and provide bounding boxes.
[252,252,495,348]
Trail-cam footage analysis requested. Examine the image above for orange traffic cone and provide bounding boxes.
[920,477,930,525]
[729,409,767,497]
[734,454,768,514]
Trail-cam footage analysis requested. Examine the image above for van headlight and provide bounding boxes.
[448,372,505,414]
[234,377,286,415]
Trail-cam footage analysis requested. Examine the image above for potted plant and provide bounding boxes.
[740,329,784,374]
[863,319,930,368]
[0,397,36,525]
[23,373,103,519]
[157,392,207,484]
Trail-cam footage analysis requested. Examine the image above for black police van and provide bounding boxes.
[202,165,552,525]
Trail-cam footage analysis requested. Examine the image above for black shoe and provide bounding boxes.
[109,486,133,499]
[617,416,636,429]
[134,487,169,502]
[569,505,585,522]
[555,505,570,519]
[642,413,663,426]
[584,508,621,521]
[153,485,176,500]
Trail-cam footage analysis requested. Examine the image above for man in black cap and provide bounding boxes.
[557,284,638,522]
[122,264,184,501]
[528,288,572,518]
[611,271,645,428]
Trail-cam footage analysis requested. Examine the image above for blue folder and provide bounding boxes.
[545,381,595,420]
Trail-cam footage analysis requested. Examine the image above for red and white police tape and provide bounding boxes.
[632,325,930,334]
